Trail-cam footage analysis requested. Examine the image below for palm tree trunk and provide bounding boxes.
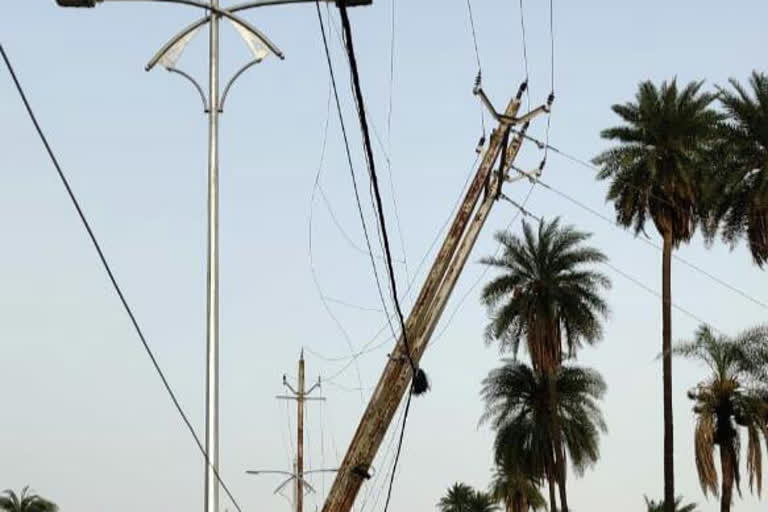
[555,443,569,512]
[662,231,675,512]
[720,444,734,512]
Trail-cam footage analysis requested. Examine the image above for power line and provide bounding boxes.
[0,44,245,512]
[314,2,399,347]
[465,0,486,141]
[307,66,366,399]
[513,201,726,335]
[336,0,428,393]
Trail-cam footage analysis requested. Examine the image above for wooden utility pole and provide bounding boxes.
[277,350,325,512]
[322,82,551,512]
[247,352,336,511]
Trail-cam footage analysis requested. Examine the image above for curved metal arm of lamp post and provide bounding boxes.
[144,0,334,72]
[102,0,284,64]
[219,58,261,112]
[166,67,209,112]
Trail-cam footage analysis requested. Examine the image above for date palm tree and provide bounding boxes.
[480,360,606,512]
[480,218,609,512]
[490,458,546,512]
[592,79,720,512]
[481,218,610,372]
[0,487,58,512]
[438,483,499,512]
[644,496,697,512]
[674,324,768,512]
[707,71,768,267]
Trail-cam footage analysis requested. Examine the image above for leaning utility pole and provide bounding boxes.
[248,351,336,512]
[322,82,551,512]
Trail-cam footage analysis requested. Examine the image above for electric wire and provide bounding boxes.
[385,0,411,302]
[308,69,366,399]
[517,0,531,108]
[431,184,536,346]
[314,1,400,347]
[336,1,428,392]
[510,200,726,334]
[0,44,245,512]
[507,134,768,311]
[465,0,487,140]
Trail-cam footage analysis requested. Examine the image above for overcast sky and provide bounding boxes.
[2,1,767,511]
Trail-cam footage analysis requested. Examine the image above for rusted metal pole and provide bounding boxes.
[322,95,524,512]
[297,351,305,512]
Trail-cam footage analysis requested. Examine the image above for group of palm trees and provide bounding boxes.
[438,71,768,512]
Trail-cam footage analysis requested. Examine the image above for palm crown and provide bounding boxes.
[480,218,610,372]
[709,71,768,266]
[0,488,58,512]
[593,79,721,242]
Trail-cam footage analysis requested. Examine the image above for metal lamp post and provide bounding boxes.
[54,2,369,512]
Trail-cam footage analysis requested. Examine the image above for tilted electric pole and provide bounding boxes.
[322,81,551,512]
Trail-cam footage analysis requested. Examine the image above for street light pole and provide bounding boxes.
[205,1,221,511]
[54,3,370,512]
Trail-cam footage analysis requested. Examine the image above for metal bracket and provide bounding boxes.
[166,67,209,112]
[473,82,550,127]
[219,58,262,112]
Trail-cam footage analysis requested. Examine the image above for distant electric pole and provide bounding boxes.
[248,350,336,512]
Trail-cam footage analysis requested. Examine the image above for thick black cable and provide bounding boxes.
[314,2,399,345]
[335,1,429,394]
[0,44,244,512]
[381,386,414,512]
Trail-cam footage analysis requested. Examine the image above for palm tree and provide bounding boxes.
[592,79,721,512]
[644,496,697,512]
[706,71,768,267]
[439,483,478,512]
[480,218,609,512]
[674,324,768,512]
[0,488,58,512]
[490,458,546,512]
[481,218,610,372]
[438,483,499,512]
[469,491,500,512]
[480,360,607,512]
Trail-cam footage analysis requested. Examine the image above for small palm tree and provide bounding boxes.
[469,491,500,512]
[0,487,58,512]
[438,483,479,512]
[674,324,768,512]
[707,71,768,267]
[644,495,697,512]
[480,360,607,512]
[490,458,546,512]
[593,79,721,512]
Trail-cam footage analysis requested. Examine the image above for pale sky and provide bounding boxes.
[2,1,767,511]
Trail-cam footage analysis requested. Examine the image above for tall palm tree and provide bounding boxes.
[592,79,721,512]
[480,360,607,512]
[481,218,609,512]
[0,488,57,512]
[707,71,768,267]
[481,218,610,373]
[644,496,697,512]
[674,324,768,512]
[490,458,546,512]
